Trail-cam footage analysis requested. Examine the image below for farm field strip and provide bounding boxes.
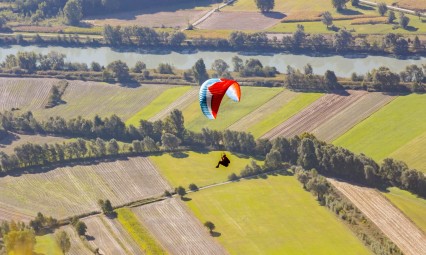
[333,93,426,162]
[328,178,426,255]
[0,133,66,154]
[83,215,143,255]
[0,157,170,220]
[59,225,93,255]
[32,80,171,121]
[132,197,227,255]
[0,202,34,223]
[149,87,198,122]
[184,87,282,132]
[313,92,395,142]
[0,78,55,111]
[382,187,426,233]
[108,215,145,255]
[389,130,426,173]
[262,90,367,140]
[228,89,297,132]
[196,11,283,30]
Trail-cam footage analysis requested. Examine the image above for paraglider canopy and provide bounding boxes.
[199,78,241,119]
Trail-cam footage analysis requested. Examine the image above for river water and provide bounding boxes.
[0,45,424,77]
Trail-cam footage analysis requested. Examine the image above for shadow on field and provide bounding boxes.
[86,235,95,241]
[0,132,20,146]
[181,196,192,201]
[338,8,363,16]
[261,11,286,19]
[211,231,221,237]
[171,151,189,158]
[357,4,375,11]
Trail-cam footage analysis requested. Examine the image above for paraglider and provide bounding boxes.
[199,78,241,120]
[216,153,230,168]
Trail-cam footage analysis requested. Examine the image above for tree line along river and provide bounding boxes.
[0,45,425,77]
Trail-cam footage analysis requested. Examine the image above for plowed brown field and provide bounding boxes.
[83,215,143,255]
[0,77,56,111]
[262,90,367,140]
[133,198,227,255]
[328,178,426,255]
[60,225,92,255]
[313,92,395,142]
[196,11,284,30]
[0,157,171,221]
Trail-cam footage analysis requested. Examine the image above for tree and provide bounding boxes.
[98,199,114,216]
[377,2,387,16]
[56,230,71,254]
[387,10,396,23]
[399,12,410,29]
[413,36,421,50]
[175,186,186,198]
[4,229,36,255]
[211,59,230,77]
[254,0,275,12]
[264,149,282,170]
[203,221,216,236]
[351,0,359,6]
[161,133,181,150]
[232,56,244,72]
[292,24,305,49]
[295,168,309,189]
[75,221,87,236]
[107,60,130,81]
[307,176,328,200]
[91,62,102,72]
[157,63,173,74]
[192,58,209,85]
[107,139,119,155]
[372,66,400,90]
[304,63,313,75]
[324,70,340,89]
[228,173,238,181]
[333,29,353,52]
[63,0,83,25]
[188,183,198,191]
[332,0,347,11]
[103,25,122,45]
[393,37,408,55]
[17,51,38,73]
[168,32,186,46]
[132,61,146,73]
[321,11,333,28]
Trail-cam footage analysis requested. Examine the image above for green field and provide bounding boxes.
[333,94,426,163]
[34,234,62,255]
[383,187,426,233]
[126,86,191,126]
[183,87,282,132]
[186,175,371,255]
[389,130,426,173]
[116,208,166,255]
[150,150,260,188]
[248,93,323,138]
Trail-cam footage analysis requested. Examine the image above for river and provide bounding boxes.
[0,45,424,77]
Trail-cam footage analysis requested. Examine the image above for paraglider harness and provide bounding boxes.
[216,153,230,168]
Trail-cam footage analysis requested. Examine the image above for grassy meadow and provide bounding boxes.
[34,234,62,255]
[150,150,260,188]
[126,86,191,126]
[382,187,426,233]
[116,208,166,255]
[389,130,426,173]
[183,87,281,132]
[333,94,426,163]
[186,175,371,255]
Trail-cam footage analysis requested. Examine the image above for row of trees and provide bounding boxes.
[285,64,342,91]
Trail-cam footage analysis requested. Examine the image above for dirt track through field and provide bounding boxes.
[328,179,426,255]
[149,87,198,122]
[313,92,395,142]
[83,215,143,255]
[229,90,298,132]
[133,198,228,255]
[262,90,367,140]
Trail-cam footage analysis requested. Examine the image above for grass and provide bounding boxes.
[382,187,426,233]
[389,130,426,173]
[184,29,234,39]
[34,234,62,255]
[150,150,260,188]
[248,92,323,138]
[333,94,426,163]
[63,26,104,35]
[186,175,371,255]
[116,208,167,255]
[125,86,191,126]
[183,87,282,132]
